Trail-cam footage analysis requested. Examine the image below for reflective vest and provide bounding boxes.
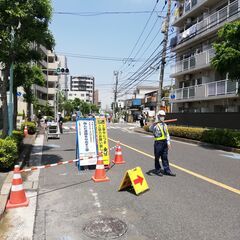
[154,123,168,141]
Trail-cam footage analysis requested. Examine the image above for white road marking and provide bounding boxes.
[89,189,102,214]
[171,139,197,147]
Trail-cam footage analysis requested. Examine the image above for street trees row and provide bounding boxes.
[63,98,99,116]
[0,0,54,137]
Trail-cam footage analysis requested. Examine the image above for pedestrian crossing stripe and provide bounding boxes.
[119,166,149,195]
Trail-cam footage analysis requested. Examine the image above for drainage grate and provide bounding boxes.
[83,216,127,239]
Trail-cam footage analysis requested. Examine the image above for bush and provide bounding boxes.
[0,138,18,170]
[9,130,24,151]
[202,129,240,148]
[143,125,150,132]
[21,121,37,134]
[168,126,204,141]
[143,125,240,148]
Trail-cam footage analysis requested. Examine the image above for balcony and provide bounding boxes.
[47,75,58,82]
[172,0,220,27]
[172,0,240,51]
[170,79,238,102]
[170,48,215,77]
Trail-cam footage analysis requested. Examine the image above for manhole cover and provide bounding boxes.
[83,216,127,239]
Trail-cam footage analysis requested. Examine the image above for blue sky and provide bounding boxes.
[50,0,171,109]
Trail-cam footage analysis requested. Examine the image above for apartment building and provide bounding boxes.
[169,0,240,113]
[69,76,95,103]
[36,45,59,109]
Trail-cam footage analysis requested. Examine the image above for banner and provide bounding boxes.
[95,117,110,165]
[76,118,98,166]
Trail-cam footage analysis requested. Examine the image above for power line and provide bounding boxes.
[118,1,159,72]
[55,52,147,62]
[53,10,164,17]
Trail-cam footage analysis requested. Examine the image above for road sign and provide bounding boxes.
[170,94,175,99]
[95,117,110,166]
[119,166,149,195]
[76,118,98,167]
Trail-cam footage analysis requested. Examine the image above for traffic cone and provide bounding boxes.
[112,143,125,164]
[92,152,110,182]
[24,125,28,137]
[6,165,29,209]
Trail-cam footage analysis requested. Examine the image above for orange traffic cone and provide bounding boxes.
[92,152,110,182]
[6,165,29,209]
[112,143,125,164]
[24,125,28,137]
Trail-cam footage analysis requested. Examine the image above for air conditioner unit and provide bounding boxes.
[184,74,191,80]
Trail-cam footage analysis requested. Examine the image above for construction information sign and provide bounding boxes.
[119,166,149,195]
[95,117,110,165]
[76,118,98,166]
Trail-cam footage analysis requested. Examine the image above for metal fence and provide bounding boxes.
[166,112,240,130]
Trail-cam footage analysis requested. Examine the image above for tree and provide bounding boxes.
[211,21,240,84]
[63,100,74,116]
[14,64,45,121]
[0,0,54,137]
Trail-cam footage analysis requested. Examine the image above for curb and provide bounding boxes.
[134,128,240,154]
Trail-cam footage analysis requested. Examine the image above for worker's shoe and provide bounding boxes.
[164,171,176,177]
[154,169,163,176]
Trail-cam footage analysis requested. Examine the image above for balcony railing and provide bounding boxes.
[171,79,238,101]
[172,0,239,46]
[171,48,215,76]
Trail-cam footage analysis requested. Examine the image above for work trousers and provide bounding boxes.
[154,140,170,172]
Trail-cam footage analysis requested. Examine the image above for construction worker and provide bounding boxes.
[149,110,176,176]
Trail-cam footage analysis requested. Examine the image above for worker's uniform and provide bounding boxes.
[149,122,171,172]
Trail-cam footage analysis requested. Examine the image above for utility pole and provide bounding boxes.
[156,0,172,113]
[113,71,119,120]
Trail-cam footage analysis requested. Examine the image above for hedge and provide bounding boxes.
[21,121,37,134]
[144,124,240,148]
[0,138,18,170]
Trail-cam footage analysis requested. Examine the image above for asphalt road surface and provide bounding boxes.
[33,122,240,240]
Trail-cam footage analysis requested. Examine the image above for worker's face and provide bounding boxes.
[158,115,165,122]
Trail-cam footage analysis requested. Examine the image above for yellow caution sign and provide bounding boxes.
[119,166,149,195]
[95,117,110,165]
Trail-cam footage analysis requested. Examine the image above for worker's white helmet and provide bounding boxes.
[157,110,166,116]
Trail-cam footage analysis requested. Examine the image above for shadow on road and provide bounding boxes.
[41,154,63,165]
[146,169,164,177]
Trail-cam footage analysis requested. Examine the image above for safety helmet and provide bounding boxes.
[157,110,166,116]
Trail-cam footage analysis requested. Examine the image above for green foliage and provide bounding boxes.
[0,138,18,170]
[6,130,24,152]
[21,121,36,134]
[212,21,240,82]
[202,129,240,148]
[168,126,204,141]
[63,100,74,116]
[145,125,240,148]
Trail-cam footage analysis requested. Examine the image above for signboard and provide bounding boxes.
[76,118,98,166]
[95,117,110,165]
[132,99,141,106]
[119,166,149,195]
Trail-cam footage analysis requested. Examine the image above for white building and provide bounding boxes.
[68,75,95,103]
[133,86,159,99]
[169,0,240,113]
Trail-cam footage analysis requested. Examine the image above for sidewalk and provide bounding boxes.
[0,134,36,219]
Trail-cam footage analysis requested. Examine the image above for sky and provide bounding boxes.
[50,0,172,109]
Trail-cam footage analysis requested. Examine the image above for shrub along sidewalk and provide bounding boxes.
[142,124,240,151]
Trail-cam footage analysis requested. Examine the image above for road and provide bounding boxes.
[32,122,240,240]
